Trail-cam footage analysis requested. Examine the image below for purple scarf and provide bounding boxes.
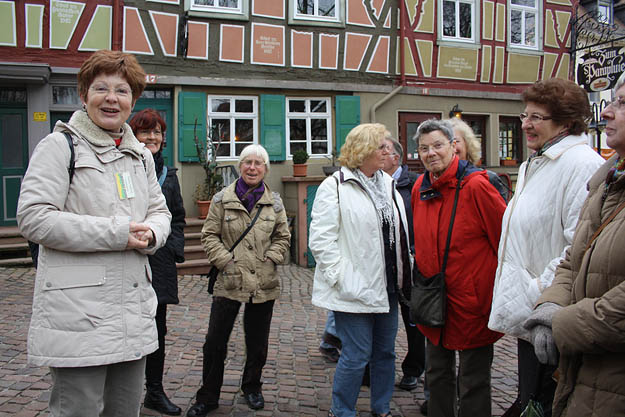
[235,178,265,213]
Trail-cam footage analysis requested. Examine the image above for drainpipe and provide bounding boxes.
[370,84,404,123]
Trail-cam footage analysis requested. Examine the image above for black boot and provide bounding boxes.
[144,382,182,416]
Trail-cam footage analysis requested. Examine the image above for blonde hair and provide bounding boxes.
[238,144,270,173]
[338,123,389,169]
[448,118,480,165]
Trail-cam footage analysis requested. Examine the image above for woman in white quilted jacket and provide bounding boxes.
[487,78,604,417]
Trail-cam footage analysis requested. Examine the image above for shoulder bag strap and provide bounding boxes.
[158,166,168,188]
[440,166,466,274]
[584,199,625,252]
[228,206,263,252]
[63,131,76,184]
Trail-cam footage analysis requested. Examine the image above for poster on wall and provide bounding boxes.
[577,46,625,92]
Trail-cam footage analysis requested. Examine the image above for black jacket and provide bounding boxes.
[149,152,185,304]
[395,165,418,249]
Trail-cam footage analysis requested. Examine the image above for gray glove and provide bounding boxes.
[528,324,558,365]
[523,302,563,366]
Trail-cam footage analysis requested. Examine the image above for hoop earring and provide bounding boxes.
[81,103,86,111]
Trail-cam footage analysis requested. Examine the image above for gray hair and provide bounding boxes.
[385,135,403,159]
[615,71,625,93]
[413,119,454,147]
[238,144,270,173]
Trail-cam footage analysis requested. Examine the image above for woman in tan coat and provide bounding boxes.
[187,144,290,417]
[16,50,171,417]
[523,72,625,416]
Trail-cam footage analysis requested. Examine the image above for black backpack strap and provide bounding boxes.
[63,131,75,184]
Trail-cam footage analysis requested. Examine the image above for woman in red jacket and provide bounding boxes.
[411,119,506,417]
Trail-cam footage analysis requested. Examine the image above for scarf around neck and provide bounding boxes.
[235,177,265,213]
[354,169,396,243]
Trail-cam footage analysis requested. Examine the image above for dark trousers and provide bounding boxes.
[145,303,167,386]
[399,302,426,377]
[195,296,275,405]
[518,338,557,417]
[426,341,494,417]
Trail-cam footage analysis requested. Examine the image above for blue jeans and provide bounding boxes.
[320,311,339,349]
[331,293,399,417]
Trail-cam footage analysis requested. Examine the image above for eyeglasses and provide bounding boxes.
[137,129,162,137]
[377,144,391,153]
[606,96,625,110]
[89,84,132,98]
[519,113,553,123]
[417,141,449,154]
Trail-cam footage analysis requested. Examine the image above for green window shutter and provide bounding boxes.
[335,95,360,154]
[260,94,285,161]
[178,91,207,162]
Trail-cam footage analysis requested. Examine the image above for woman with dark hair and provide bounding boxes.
[17,50,171,416]
[488,78,604,416]
[523,70,625,417]
[130,109,185,416]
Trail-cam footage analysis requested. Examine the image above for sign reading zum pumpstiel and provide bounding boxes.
[577,46,625,92]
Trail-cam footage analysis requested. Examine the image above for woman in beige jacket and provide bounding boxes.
[187,144,290,417]
[16,50,171,417]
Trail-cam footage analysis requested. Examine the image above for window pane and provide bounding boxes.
[297,0,314,15]
[211,119,230,144]
[290,142,307,153]
[289,119,306,141]
[319,0,336,17]
[443,1,456,37]
[235,119,253,142]
[1,114,23,168]
[140,90,155,99]
[211,99,230,113]
[155,90,171,99]
[511,0,534,6]
[289,100,306,113]
[0,88,27,103]
[194,0,215,5]
[525,12,535,45]
[310,100,327,113]
[235,143,249,155]
[459,3,472,38]
[310,119,327,142]
[311,141,328,154]
[510,10,522,44]
[52,86,80,105]
[218,0,238,7]
[216,142,230,157]
[235,99,253,113]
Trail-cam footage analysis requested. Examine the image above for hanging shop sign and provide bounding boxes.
[577,46,625,92]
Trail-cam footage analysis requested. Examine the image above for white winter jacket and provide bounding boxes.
[17,110,171,367]
[488,134,603,340]
[309,167,411,313]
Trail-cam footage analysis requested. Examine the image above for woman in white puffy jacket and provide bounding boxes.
[309,123,412,417]
[487,78,604,417]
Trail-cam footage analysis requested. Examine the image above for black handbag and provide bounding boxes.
[207,207,262,294]
[409,167,465,328]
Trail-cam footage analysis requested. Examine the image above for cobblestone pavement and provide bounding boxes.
[0,265,518,416]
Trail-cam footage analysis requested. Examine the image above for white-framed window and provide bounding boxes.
[190,0,241,13]
[597,0,612,24]
[286,97,332,157]
[185,0,249,20]
[509,0,538,49]
[291,0,342,25]
[208,96,258,159]
[440,0,475,42]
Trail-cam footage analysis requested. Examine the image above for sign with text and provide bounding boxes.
[577,46,625,92]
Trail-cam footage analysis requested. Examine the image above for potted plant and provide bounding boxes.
[500,157,517,167]
[292,149,309,177]
[193,119,224,219]
[322,149,340,176]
